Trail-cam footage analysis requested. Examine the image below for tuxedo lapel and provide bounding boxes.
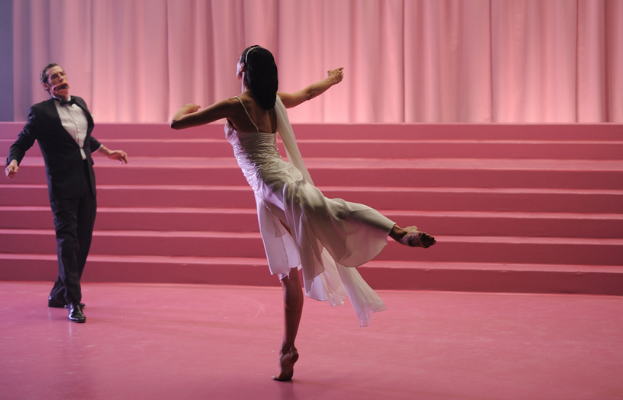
[42,98,76,145]
[43,98,66,133]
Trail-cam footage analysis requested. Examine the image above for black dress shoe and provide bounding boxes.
[68,303,86,323]
[48,297,85,309]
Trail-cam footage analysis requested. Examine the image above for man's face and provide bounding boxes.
[43,65,70,99]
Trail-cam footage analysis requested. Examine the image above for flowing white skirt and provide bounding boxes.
[255,156,394,326]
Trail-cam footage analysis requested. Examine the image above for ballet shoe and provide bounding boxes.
[272,346,299,382]
[400,226,436,248]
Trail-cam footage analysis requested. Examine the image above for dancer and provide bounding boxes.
[5,63,128,323]
[171,45,435,380]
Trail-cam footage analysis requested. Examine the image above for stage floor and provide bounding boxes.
[1,282,621,400]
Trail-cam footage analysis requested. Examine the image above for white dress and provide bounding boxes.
[225,95,395,326]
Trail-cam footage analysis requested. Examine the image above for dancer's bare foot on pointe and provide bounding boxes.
[272,345,299,382]
[390,225,436,248]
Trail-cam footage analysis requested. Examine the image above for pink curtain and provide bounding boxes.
[12,0,623,123]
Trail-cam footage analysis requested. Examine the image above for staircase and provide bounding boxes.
[1,122,622,294]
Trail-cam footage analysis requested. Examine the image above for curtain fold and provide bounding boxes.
[12,0,622,123]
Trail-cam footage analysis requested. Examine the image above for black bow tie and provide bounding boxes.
[54,97,76,106]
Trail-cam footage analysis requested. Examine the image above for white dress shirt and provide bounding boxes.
[54,96,97,159]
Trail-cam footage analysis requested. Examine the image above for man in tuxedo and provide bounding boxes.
[5,63,128,323]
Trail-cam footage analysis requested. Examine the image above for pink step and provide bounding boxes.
[1,206,621,239]
[1,229,621,266]
[2,122,622,141]
[1,184,621,213]
[1,254,622,295]
[4,138,622,160]
[7,157,623,190]
[278,123,623,141]
[357,260,623,295]
[0,253,277,287]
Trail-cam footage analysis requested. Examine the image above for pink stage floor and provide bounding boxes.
[1,281,621,400]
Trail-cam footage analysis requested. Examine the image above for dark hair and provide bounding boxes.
[40,63,59,85]
[240,46,278,110]
[40,63,60,93]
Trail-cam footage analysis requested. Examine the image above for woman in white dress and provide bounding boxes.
[171,45,435,381]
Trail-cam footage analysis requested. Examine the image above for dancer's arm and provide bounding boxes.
[278,67,344,109]
[170,98,238,130]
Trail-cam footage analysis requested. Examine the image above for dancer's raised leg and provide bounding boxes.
[273,268,303,381]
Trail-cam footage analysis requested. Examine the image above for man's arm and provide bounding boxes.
[87,136,102,153]
[5,108,39,178]
[278,68,344,109]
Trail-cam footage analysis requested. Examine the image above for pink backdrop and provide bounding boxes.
[12,0,623,123]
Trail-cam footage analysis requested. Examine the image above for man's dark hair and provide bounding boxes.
[40,63,59,88]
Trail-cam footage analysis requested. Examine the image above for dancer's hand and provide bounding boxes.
[5,160,18,178]
[327,68,344,85]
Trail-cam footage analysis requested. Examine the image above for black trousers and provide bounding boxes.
[48,164,97,305]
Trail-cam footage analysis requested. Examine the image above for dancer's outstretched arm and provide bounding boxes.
[278,67,344,109]
[170,98,239,130]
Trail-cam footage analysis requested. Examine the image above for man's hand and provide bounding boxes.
[5,160,19,178]
[107,150,128,164]
[98,145,128,164]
